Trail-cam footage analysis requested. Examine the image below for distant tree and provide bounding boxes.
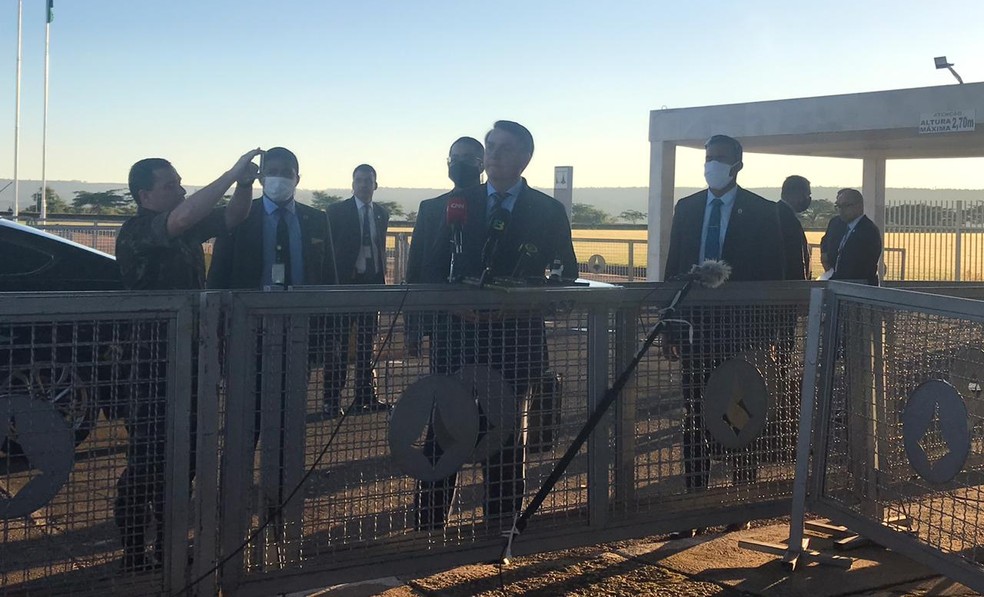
[618,209,647,224]
[797,198,837,228]
[72,189,129,214]
[311,191,343,210]
[32,186,70,213]
[406,210,417,223]
[886,203,956,227]
[572,203,612,225]
[376,200,405,218]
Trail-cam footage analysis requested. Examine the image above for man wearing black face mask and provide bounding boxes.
[405,137,485,285]
[778,175,812,280]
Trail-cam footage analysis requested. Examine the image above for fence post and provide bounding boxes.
[587,306,612,528]
[627,241,635,282]
[954,200,964,282]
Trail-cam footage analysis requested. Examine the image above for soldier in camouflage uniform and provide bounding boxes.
[114,148,261,572]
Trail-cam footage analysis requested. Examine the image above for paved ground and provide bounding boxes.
[293,521,977,597]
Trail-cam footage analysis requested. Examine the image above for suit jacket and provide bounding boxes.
[405,192,450,284]
[327,197,389,284]
[664,186,785,282]
[827,214,881,286]
[776,200,810,280]
[819,216,848,272]
[408,181,577,284]
[207,198,338,289]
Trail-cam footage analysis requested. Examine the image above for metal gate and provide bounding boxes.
[789,282,984,592]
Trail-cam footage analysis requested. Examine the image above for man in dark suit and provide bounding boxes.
[413,121,577,530]
[207,147,338,290]
[325,164,390,412]
[777,175,812,280]
[207,146,341,421]
[405,136,485,357]
[822,188,882,285]
[664,134,785,536]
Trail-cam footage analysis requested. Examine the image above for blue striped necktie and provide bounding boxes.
[704,198,723,261]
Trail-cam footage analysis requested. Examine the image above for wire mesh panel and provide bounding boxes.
[809,283,984,592]
[610,283,811,532]
[0,293,196,597]
[214,286,608,596]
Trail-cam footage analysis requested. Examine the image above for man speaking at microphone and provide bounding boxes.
[412,121,577,530]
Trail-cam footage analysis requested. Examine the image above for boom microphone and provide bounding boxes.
[670,259,732,288]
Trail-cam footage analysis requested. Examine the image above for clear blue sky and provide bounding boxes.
[1,0,983,194]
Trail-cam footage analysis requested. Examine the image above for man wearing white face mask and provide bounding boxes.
[663,134,784,538]
[208,146,338,289]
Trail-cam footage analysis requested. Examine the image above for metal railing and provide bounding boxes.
[788,282,984,592]
[1,282,816,596]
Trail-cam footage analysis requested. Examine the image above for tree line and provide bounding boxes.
[23,186,968,229]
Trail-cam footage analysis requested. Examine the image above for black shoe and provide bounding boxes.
[349,398,390,413]
[724,521,751,532]
[668,527,706,540]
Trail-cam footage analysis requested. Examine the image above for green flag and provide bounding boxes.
[46,0,54,23]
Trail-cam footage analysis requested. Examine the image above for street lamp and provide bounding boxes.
[934,56,964,84]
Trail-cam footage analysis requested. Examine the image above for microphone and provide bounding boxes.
[481,208,510,269]
[446,196,467,282]
[510,242,539,279]
[669,259,732,288]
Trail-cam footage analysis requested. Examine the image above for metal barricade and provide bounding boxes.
[790,282,984,592]
[0,292,198,597]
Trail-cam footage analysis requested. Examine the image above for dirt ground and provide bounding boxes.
[304,520,978,597]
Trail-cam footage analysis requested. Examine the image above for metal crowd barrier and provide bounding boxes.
[0,292,198,597]
[0,281,838,596]
[788,282,984,592]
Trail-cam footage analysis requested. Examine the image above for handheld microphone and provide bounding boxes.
[446,196,467,282]
[482,208,510,269]
[510,242,539,279]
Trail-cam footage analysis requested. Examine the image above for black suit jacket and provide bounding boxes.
[664,186,785,282]
[826,215,882,286]
[408,181,577,284]
[776,200,810,280]
[405,192,450,284]
[327,197,389,284]
[207,198,338,289]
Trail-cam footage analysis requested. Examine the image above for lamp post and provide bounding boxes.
[934,56,964,84]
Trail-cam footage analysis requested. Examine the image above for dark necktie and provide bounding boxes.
[489,192,506,225]
[703,198,723,262]
[362,204,375,275]
[276,207,292,285]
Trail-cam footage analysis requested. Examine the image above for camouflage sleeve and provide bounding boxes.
[117,215,170,290]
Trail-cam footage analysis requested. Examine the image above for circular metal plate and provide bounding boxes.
[949,346,984,418]
[902,379,970,485]
[389,376,479,482]
[702,358,770,450]
[588,254,607,274]
[453,365,517,462]
[0,394,75,519]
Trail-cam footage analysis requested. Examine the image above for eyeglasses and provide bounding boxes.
[447,156,482,166]
[835,201,860,208]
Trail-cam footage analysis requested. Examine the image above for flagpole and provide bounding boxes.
[13,0,23,220]
[41,0,52,222]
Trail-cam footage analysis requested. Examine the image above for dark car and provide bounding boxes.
[1,218,125,453]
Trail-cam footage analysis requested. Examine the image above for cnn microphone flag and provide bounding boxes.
[47,0,54,23]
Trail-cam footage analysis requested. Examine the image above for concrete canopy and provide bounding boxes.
[648,83,984,281]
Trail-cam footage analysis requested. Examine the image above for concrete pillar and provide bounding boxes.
[648,141,676,281]
[862,156,887,280]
